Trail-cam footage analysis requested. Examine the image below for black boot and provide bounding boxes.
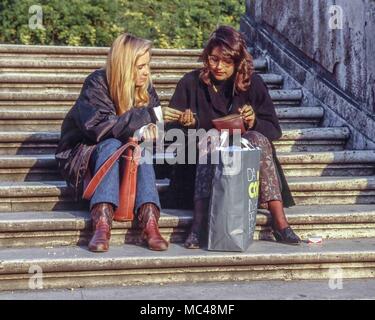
[184,198,209,249]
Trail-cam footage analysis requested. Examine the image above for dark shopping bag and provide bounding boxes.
[208,137,261,252]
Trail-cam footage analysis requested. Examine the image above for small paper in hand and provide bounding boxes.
[153,105,164,123]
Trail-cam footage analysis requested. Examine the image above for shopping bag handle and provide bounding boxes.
[241,138,257,150]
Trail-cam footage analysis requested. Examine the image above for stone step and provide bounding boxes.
[0,44,202,57]
[0,150,374,182]
[0,101,306,111]
[0,106,323,131]
[0,127,349,155]
[0,72,283,84]
[3,278,375,299]
[0,58,203,68]
[0,55,199,63]
[0,72,283,89]
[0,180,170,212]
[0,238,374,290]
[0,88,302,106]
[0,58,268,72]
[0,153,175,181]
[287,176,375,205]
[0,69,194,78]
[273,127,349,152]
[279,150,375,176]
[0,205,374,248]
[0,176,373,212]
[0,105,311,119]
[0,93,302,108]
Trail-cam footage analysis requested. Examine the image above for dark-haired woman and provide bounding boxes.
[163,25,301,248]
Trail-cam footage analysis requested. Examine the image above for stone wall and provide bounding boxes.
[242,0,375,149]
[245,0,375,116]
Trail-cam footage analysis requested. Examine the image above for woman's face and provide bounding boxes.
[208,47,235,81]
[135,51,150,87]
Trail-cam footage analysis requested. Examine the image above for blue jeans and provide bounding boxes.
[88,138,161,214]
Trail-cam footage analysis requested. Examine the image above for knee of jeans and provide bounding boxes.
[96,138,122,153]
[244,131,271,150]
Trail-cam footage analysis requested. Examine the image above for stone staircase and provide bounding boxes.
[0,44,374,291]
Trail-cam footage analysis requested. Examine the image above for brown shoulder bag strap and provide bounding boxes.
[82,139,141,200]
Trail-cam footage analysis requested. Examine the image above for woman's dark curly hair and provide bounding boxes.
[199,25,254,93]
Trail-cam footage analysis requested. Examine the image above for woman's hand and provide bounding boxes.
[142,123,158,141]
[162,106,196,127]
[178,109,196,127]
[162,106,183,123]
[239,104,256,129]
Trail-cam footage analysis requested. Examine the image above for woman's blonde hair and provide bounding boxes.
[106,33,152,115]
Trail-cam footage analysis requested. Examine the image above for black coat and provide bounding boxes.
[55,68,159,200]
[169,69,295,207]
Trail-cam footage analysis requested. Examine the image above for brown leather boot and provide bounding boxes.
[88,203,114,252]
[138,203,169,251]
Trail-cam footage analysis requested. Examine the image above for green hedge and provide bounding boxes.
[0,0,245,48]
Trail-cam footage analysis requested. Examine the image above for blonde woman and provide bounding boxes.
[55,33,168,252]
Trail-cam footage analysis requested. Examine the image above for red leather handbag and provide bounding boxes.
[212,114,246,135]
[82,137,141,221]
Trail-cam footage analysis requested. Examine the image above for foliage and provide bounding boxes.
[0,0,245,48]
